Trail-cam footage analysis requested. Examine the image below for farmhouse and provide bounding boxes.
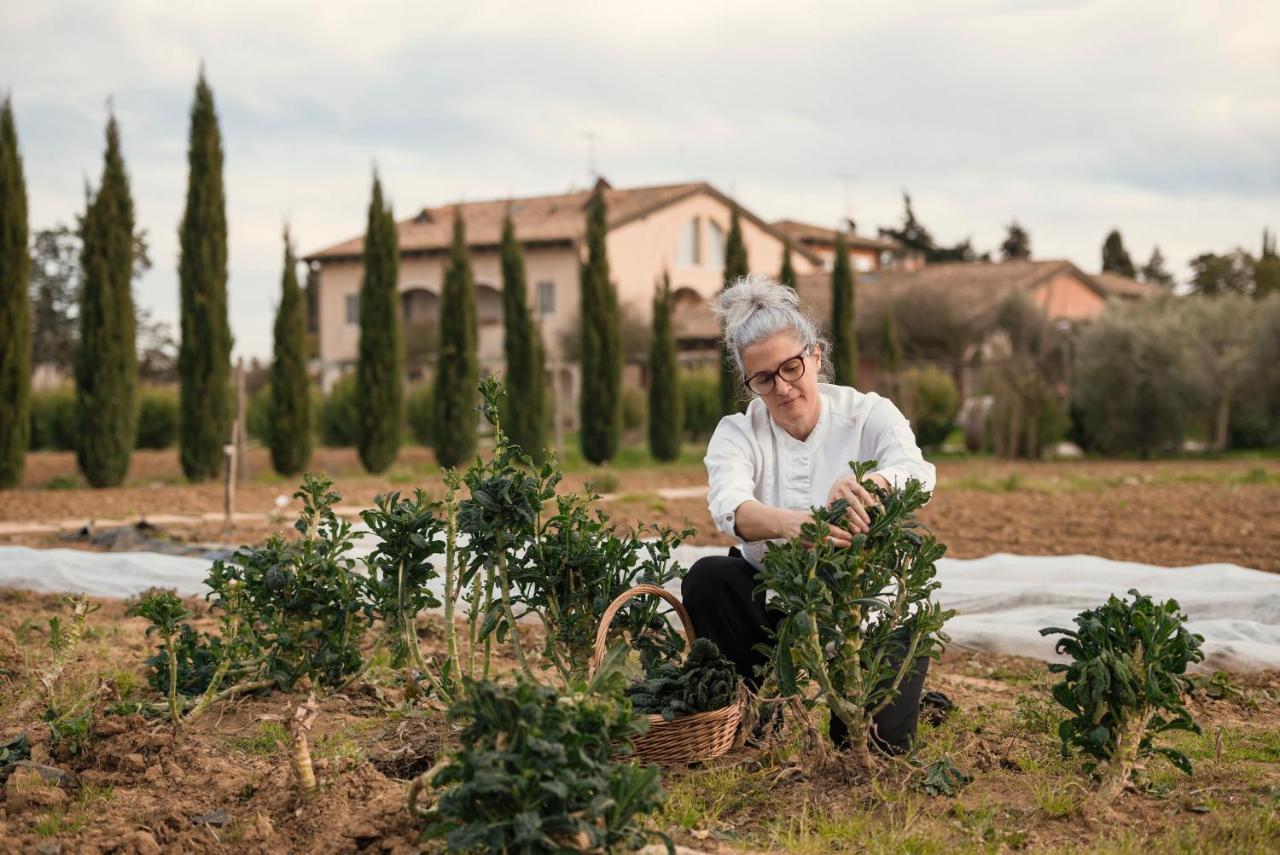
[772,218,925,274]
[793,257,1157,401]
[303,178,829,395]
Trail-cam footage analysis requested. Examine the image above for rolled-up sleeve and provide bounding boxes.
[704,419,759,541]
[865,398,936,494]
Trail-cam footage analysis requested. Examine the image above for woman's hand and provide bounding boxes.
[772,507,852,548]
[826,473,889,533]
[735,501,853,548]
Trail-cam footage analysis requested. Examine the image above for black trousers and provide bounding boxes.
[681,548,929,752]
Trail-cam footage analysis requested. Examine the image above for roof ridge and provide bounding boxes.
[415,179,708,216]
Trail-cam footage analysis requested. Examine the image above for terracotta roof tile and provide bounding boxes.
[772,219,903,253]
[792,259,1099,321]
[304,179,821,265]
[1090,271,1162,298]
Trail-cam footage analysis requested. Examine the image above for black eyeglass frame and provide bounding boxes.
[742,347,812,396]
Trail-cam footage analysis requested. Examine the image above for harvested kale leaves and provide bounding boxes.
[626,638,739,721]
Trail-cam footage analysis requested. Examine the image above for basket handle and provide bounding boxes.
[589,583,694,675]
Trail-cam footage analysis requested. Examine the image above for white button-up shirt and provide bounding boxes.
[704,383,936,569]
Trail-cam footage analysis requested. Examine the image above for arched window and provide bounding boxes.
[706,220,725,266]
[400,287,438,324]
[676,217,701,266]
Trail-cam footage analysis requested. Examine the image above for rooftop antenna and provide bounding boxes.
[582,131,597,181]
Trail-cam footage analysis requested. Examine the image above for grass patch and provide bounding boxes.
[227,721,289,756]
[1033,782,1083,818]
[660,765,774,831]
[32,807,89,837]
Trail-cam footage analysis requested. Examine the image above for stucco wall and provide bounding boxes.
[317,246,580,368]
[606,190,820,322]
[1031,271,1106,321]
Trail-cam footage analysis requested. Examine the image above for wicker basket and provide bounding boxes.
[591,583,745,765]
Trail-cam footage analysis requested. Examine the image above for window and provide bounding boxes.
[853,252,875,273]
[706,220,725,266]
[537,280,556,316]
[345,293,359,326]
[676,217,701,266]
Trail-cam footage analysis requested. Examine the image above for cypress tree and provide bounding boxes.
[719,203,749,415]
[355,174,403,473]
[579,184,621,464]
[0,96,30,488]
[1101,229,1136,278]
[177,71,232,482]
[500,211,547,462]
[268,228,311,475]
[831,229,857,386]
[433,206,478,468]
[778,238,796,289]
[76,114,137,488]
[648,271,682,462]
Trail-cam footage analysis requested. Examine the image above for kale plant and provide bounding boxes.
[756,461,952,768]
[461,378,690,684]
[202,474,367,690]
[627,638,738,720]
[414,658,666,853]
[360,488,451,699]
[129,590,191,723]
[1040,589,1204,803]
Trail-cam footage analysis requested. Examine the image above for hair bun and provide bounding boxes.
[712,273,801,334]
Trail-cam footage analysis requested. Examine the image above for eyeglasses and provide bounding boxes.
[743,349,810,396]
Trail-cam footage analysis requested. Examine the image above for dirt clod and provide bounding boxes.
[4,766,68,813]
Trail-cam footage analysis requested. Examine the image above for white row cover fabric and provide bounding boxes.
[1,544,1277,671]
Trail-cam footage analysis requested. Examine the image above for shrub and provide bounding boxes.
[135,386,179,449]
[907,367,958,449]
[1072,299,1203,456]
[417,671,665,853]
[680,368,720,441]
[29,386,78,451]
[406,383,434,446]
[757,461,952,768]
[1040,589,1204,805]
[620,384,647,433]
[317,373,359,447]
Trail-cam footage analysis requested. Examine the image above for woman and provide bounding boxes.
[682,274,937,752]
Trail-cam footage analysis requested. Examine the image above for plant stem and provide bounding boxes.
[443,484,461,682]
[187,608,243,720]
[291,692,319,799]
[482,565,494,679]
[467,572,481,679]
[495,546,532,678]
[166,629,180,725]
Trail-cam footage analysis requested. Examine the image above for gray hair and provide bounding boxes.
[712,274,832,383]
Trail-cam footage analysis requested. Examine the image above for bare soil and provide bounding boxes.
[0,590,1276,853]
[7,449,1276,573]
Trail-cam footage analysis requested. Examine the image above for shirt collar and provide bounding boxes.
[770,391,830,449]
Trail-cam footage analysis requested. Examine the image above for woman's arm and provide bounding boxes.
[705,419,853,547]
[735,500,853,546]
[864,397,937,493]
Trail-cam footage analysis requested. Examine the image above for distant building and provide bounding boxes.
[793,259,1155,400]
[772,218,923,274]
[303,178,822,422]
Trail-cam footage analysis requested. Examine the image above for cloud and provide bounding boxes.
[3,0,1278,358]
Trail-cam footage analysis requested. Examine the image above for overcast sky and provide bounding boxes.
[4,1,1278,360]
